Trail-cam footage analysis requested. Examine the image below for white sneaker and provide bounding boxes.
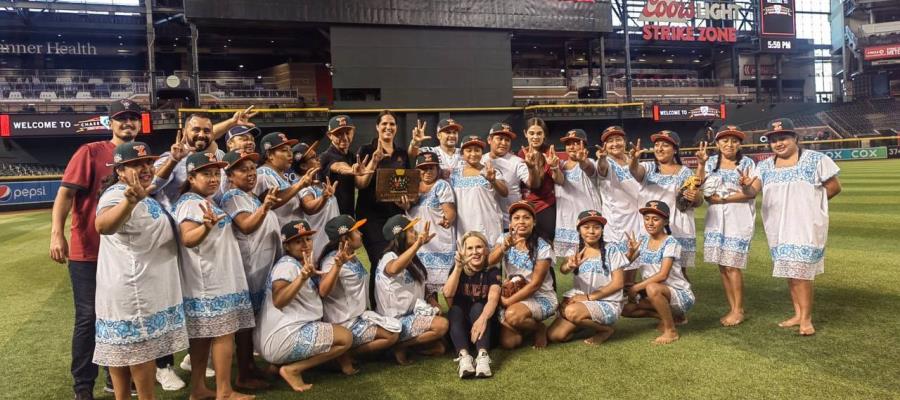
[455,352,475,379]
[475,352,492,378]
[179,354,215,378]
[155,366,186,391]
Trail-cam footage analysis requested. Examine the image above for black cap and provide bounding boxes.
[292,142,315,163]
[415,151,440,168]
[508,200,536,216]
[639,200,670,219]
[577,209,608,227]
[324,214,367,241]
[185,151,227,174]
[226,125,260,141]
[260,132,298,152]
[460,135,487,150]
[715,125,746,142]
[437,118,463,133]
[601,125,626,142]
[382,214,419,241]
[112,142,157,166]
[108,99,142,120]
[281,219,316,243]
[764,118,798,137]
[222,150,259,171]
[650,130,681,147]
[561,128,587,143]
[488,122,516,139]
[328,115,354,134]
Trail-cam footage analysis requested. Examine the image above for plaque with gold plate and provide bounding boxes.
[375,168,421,202]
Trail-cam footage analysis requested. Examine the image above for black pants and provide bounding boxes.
[448,302,492,354]
[359,216,390,269]
[535,203,557,244]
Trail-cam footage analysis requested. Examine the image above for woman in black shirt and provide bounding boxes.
[354,110,411,263]
[443,231,501,379]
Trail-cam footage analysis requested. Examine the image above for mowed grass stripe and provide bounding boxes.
[0,159,898,399]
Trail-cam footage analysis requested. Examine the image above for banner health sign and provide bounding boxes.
[0,180,61,206]
[822,147,887,161]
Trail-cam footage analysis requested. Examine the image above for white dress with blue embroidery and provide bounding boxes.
[299,184,341,262]
[495,234,558,321]
[318,252,378,347]
[636,235,695,314]
[407,179,456,292]
[253,256,333,364]
[554,162,603,257]
[450,165,504,246]
[94,185,188,366]
[638,161,698,268]
[702,155,757,269]
[255,165,303,227]
[596,157,643,264]
[219,189,283,313]
[758,151,839,280]
[570,246,629,325]
[374,252,435,341]
[174,192,255,338]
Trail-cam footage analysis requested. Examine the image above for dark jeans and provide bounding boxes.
[448,302,492,354]
[69,260,99,393]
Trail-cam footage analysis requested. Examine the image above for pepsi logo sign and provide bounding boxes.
[0,185,10,202]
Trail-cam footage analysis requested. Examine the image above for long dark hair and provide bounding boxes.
[524,117,550,152]
[369,233,427,307]
[316,237,343,270]
[574,228,608,276]
[178,172,198,195]
[713,150,744,173]
[653,144,683,171]
[98,168,122,198]
[514,211,556,291]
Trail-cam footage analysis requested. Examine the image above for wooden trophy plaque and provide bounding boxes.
[375,168,421,202]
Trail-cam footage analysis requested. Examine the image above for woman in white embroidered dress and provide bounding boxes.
[450,135,508,246]
[743,118,842,336]
[552,129,602,257]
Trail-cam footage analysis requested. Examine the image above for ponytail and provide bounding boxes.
[98,169,122,198]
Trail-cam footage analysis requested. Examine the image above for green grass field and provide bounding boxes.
[1,159,899,400]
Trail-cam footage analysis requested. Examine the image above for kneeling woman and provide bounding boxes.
[489,201,558,349]
[443,231,501,378]
[374,215,450,364]
[174,152,256,400]
[622,201,695,345]
[94,143,188,400]
[548,210,628,346]
[317,215,399,374]
[254,220,352,392]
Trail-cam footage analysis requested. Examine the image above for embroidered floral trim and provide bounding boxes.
[95,304,186,345]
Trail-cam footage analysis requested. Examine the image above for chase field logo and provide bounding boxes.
[0,185,10,202]
[75,115,112,134]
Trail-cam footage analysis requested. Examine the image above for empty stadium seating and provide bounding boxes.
[0,162,65,177]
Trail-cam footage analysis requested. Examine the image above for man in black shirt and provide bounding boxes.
[318,115,370,215]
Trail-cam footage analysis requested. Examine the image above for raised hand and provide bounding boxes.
[298,167,321,188]
[122,170,148,204]
[545,145,560,168]
[371,141,386,165]
[626,231,640,254]
[484,159,497,183]
[170,128,190,161]
[738,167,757,189]
[522,146,539,168]
[262,187,280,210]
[411,119,431,147]
[333,240,355,266]
[416,221,436,246]
[573,145,589,163]
[231,105,258,127]
[395,194,411,211]
[351,154,373,176]
[564,247,587,273]
[503,233,525,251]
[594,144,608,160]
[695,141,709,163]
[322,176,338,198]
[628,138,646,163]
[198,201,224,230]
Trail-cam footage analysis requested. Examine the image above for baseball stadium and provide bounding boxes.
[0,0,898,399]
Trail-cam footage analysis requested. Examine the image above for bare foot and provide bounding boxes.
[394,349,413,365]
[532,324,548,349]
[583,328,614,346]
[279,366,313,393]
[337,355,359,375]
[235,376,270,391]
[223,391,256,400]
[653,330,680,345]
[721,311,744,327]
[189,387,216,400]
[799,321,816,336]
[778,316,801,328]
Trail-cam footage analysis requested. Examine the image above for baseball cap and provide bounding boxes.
[650,130,681,147]
[577,209,608,227]
[328,115,354,135]
[437,118,463,133]
[281,219,317,243]
[324,214,367,241]
[560,128,587,143]
[763,118,798,137]
[108,99,142,120]
[415,151,440,168]
[601,125,626,142]
[185,151,227,174]
[222,150,259,171]
[508,200,536,216]
[292,142,315,163]
[112,142,157,166]
[259,132,298,152]
[639,200,670,219]
[382,214,419,241]
[460,135,487,150]
[226,125,260,141]
[715,125,746,142]
[488,122,516,139]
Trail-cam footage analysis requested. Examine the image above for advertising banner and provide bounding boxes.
[863,44,900,61]
[759,0,796,38]
[0,113,151,137]
[653,103,725,121]
[0,180,61,206]
[822,147,887,161]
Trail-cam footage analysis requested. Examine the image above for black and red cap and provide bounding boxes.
[715,125,746,142]
[460,135,487,150]
[438,118,463,133]
[577,209,608,227]
[601,125,626,142]
[650,130,681,147]
[639,200,670,219]
[763,118,798,137]
[113,142,158,166]
[108,99,142,120]
[508,200,536,216]
[281,219,317,243]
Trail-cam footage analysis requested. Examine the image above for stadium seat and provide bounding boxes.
[55,77,73,84]
[39,91,58,100]
[75,91,93,99]
[110,91,132,99]
[118,77,133,85]
[8,91,23,100]
[88,78,104,85]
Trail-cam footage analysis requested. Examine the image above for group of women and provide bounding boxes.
[91,112,841,398]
